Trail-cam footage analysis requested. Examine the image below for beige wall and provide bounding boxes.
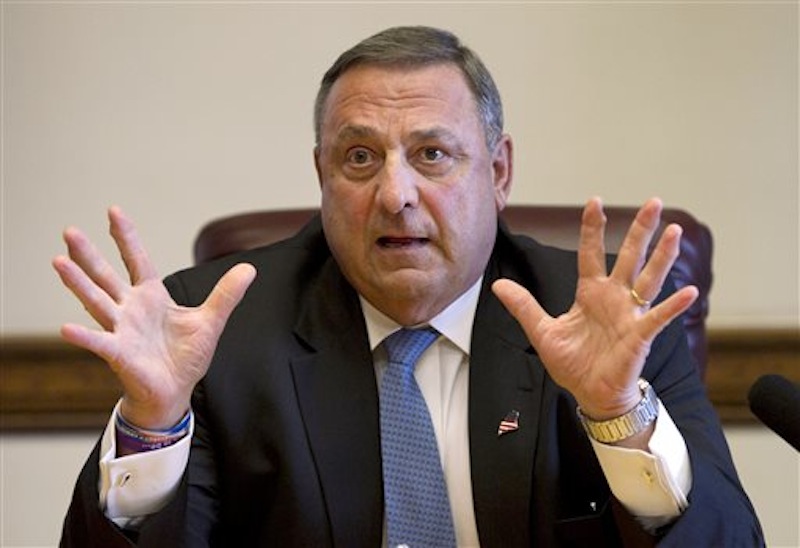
[2,2,797,546]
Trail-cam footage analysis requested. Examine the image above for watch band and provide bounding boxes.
[577,378,659,443]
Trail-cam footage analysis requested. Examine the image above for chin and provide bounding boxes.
[373,275,466,322]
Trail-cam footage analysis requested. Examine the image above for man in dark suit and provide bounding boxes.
[55,26,762,546]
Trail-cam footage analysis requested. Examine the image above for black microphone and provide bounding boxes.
[747,374,800,452]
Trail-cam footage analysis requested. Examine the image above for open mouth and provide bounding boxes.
[377,237,429,248]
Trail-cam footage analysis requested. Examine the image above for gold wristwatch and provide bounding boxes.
[578,378,659,443]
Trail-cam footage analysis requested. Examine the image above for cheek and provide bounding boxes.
[322,179,371,226]
[435,170,498,223]
[434,177,499,253]
[322,182,372,256]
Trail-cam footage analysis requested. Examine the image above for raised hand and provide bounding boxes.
[53,207,256,430]
[492,198,698,426]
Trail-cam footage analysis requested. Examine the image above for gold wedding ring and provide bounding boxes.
[630,288,651,308]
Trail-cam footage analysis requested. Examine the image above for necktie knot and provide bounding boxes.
[383,327,439,370]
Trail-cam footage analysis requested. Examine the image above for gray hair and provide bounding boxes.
[313,26,504,150]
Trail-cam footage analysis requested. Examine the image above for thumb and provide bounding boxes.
[203,263,257,324]
[491,279,548,343]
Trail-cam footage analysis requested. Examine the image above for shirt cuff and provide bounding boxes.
[98,401,193,528]
[590,399,692,529]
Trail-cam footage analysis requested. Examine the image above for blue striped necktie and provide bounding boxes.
[380,327,456,547]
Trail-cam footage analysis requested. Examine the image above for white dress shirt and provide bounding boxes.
[99,278,691,541]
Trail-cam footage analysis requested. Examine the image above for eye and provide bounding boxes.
[346,147,374,165]
[340,146,381,180]
[412,145,455,177]
[420,147,446,163]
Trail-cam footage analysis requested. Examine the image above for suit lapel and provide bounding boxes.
[469,273,546,547]
[469,228,582,546]
[289,259,384,546]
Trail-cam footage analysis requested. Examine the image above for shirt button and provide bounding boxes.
[642,470,655,485]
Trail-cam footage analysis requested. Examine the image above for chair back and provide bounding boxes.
[194,205,712,377]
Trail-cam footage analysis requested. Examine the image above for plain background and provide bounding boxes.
[1,1,798,546]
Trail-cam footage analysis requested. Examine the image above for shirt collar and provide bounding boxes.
[360,277,483,356]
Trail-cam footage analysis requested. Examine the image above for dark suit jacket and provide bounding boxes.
[61,217,763,547]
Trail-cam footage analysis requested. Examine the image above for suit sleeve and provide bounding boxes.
[60,271,215,548]
[641,317,765,546]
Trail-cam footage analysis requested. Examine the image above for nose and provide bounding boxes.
[375,155,419,215]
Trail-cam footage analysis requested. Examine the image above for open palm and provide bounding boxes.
[493,198,698,420]
[53,207,256,429]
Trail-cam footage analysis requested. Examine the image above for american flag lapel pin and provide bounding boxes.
[497,409,520,437]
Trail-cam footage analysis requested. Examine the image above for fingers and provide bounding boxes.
[633,223,682,303]
[614,198,686,308]
[54,206,157,331]
[62,225,128,302]
[611,197,663,289]
[202,263,258,328]
[629,218,698,340]
[59,322,118,365]
[640,285,699,341]
[53,254,118,330]
[491,279,549,345]
[108,206,158,284]
[577,197,608,279]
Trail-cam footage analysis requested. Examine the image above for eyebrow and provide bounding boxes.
[333,125,376,142]
[333,124,460,144]
[409,127,460,144]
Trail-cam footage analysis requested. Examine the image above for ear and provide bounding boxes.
[491,134,514,212]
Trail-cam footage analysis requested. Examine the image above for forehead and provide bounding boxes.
[319,63,481,140]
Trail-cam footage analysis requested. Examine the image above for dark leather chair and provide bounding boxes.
[194,206,712,378]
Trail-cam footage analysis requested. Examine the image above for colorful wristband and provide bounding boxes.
[115,411,191,454]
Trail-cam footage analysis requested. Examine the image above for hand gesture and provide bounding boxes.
[53,207,256,429]
[492,198,698,424]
